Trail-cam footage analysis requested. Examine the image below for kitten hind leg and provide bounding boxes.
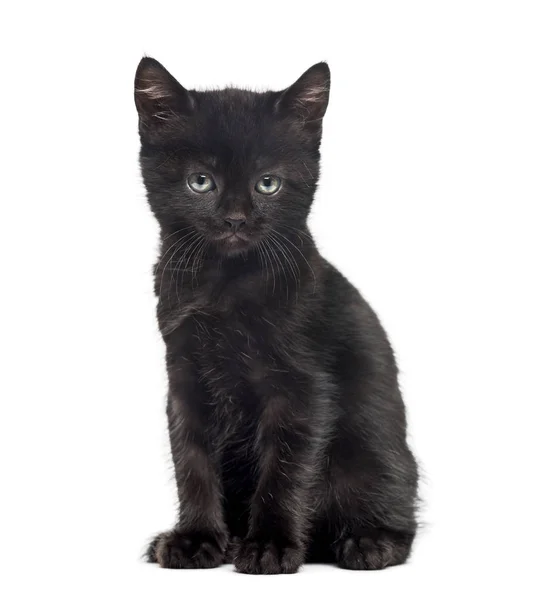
[312,444,418,568]
[333,528,414,570]
[306,520,414,569]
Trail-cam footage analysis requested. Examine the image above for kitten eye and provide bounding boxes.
[187,173,216,193]
[255,175,281,195]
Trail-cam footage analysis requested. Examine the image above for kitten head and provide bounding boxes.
[134,57,330,256]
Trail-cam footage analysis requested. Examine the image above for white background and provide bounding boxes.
[1,1,532,598]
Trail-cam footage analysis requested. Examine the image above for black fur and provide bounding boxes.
[135,57,418,574]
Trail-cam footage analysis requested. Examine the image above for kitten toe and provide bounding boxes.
[147,529,226,569]
[334,529,414,570]
[234,538,304,575]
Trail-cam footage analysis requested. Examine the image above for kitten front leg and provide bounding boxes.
[147,355,227,569]
[234,391,323,575]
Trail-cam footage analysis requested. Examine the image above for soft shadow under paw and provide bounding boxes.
[146,529,226,569]
[234,538,303,575]
[334,529,413,570]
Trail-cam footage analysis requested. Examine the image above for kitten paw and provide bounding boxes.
[146,529,226,569]
[234,538,304,575]
[334,529,414,570]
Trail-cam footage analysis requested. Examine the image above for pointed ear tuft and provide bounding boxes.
[276,62,330,126]
[134,57,193,139]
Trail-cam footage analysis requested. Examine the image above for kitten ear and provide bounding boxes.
[276,62,330,127]
[134,57,194,140]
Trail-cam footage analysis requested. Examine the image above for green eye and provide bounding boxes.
[188,173,216,193]
[255,174,281,195]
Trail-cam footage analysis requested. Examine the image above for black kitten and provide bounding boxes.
[135,57,418,574]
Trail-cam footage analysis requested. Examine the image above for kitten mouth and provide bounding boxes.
[214,231,252,254]
[217,232,250,243]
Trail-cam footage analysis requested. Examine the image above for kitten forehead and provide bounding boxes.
[185,89,284,153]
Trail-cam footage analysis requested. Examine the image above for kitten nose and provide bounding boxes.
[224,217,246,232]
